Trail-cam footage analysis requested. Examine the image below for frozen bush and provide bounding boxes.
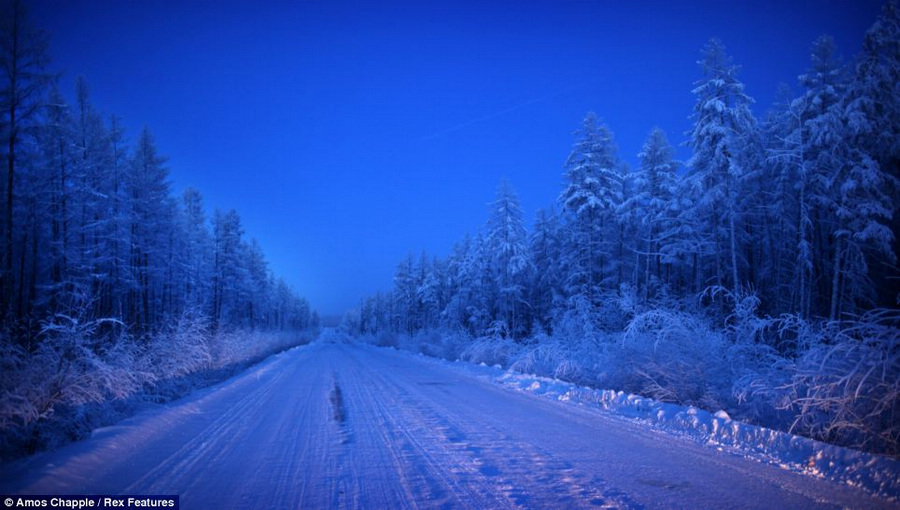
[1,309,315,459]
[735,310,900,455]
[143,310,211,380]
[0,313,147,455]
[33,315,143,416]
[0,340,37,433]
[414,331,445,358]
[621,309,732,410]
[729,340,791,426]
[555,295,603,345]
[510,340,584,381]
[781,310,899,455]
[414,329,470,361]
[730,314,819,427]
[376,331,399,348]
[459,336,522,368]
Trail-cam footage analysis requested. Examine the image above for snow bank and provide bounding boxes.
[358,340,899,501]
[359,339,899,500]
[493,370,900,501]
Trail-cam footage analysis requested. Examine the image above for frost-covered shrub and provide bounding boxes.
[510,340,584,381]
[395,333,420,354]
[0,340,30,433]
[208,330,242,368]
[459,336,522,368]
[1,310,315,459]
[415,330,448,359]
[730,313,820,427]
[0,314,147,456]
[414,329,470,361]
[782,310,899,455]
[620,309,732,409]
[554,295,603,344]
[376,331,399,348]
[32,315,144,416]
[734,310,900,455]
[143,310,211,380]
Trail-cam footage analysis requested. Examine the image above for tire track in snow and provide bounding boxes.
[344,346,635,508]
[339,346,496,508]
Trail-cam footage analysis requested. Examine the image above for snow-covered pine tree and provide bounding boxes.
[529,208,562,332]
[127,128,172,332]
[821,96,896,319]
[628,128,678,300]
[0,0,52,320]
[559,113,621,310]
[486,179,530,338]
[845,1,900,309]
[181,187,212,312]
[245,238,270,329]
[72,78,121,321]
[211,209,248,330]
[786,35,847,317]
[687,38,757,298]
[392,253,416,335]
[40,86,77,314]
[415,251,440,331]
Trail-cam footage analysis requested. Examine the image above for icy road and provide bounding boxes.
[1,341,893,509]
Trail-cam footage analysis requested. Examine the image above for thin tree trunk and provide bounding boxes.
[728,209,740,297]
[829,237,842,321]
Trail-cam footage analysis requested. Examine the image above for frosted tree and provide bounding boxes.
[211,209,249,330]
[774,36,848,317]
[819,101,896,319]
[615,162,636,291]
[0,0,52,319]
[127,128,172,331]
[761,84,802,314]
[844,1,899,310]
[486,179,530,337]
[415,252,440,330]
[464,234,492,335]
[70,77,122,320]
[559,113,621,308]
[105,115,129,318]
[851,1,900,168]
[687,38,757,298]
[392,253,416,334]
[181,187,212,310]
[627,128,678,300]
[245,238,270,329]
[443,235,478,333]
[38,86,76,313]
[529,208,562,332]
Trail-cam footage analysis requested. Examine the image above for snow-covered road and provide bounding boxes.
[1,342,893,509]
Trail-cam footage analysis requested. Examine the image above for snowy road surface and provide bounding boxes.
[1,342,894,509]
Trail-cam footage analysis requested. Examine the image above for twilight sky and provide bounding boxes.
[29,0,884,316]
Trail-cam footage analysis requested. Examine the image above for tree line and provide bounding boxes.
[351,6,897,343]
[345,3,899,455]
[0,1,318,458]
[0,1,314,349]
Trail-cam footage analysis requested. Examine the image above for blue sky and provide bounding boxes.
[30,0,884,315]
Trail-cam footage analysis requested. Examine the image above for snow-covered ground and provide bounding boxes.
[1,340,895,509]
